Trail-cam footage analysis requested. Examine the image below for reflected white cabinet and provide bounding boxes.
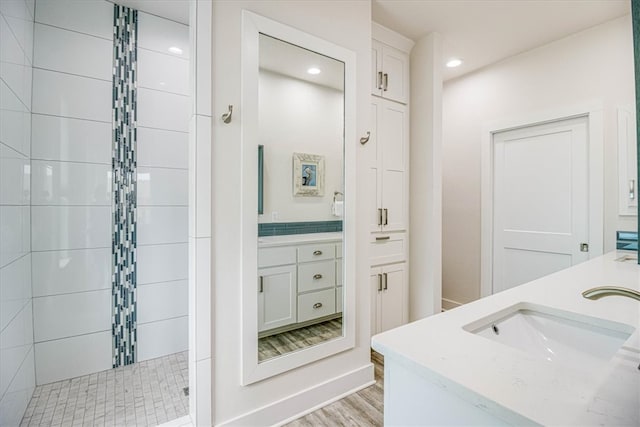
[371,262,408,335]
[372,39,409,104]
[618,106,638,216]
[369,97,408,232]
[258,265,297,332]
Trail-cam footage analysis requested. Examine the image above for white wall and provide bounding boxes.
[212,1,371,424]
[258,70,344,223]
[0,0,36,423]
[442,15,636,306]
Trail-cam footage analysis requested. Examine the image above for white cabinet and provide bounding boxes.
[372,39,409,104]
[618,106,638,216]
[258,265,297,332]
[371,262,408,335]
[369,97,408,233]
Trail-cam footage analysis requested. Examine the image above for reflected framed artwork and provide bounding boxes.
[293,152,325,196]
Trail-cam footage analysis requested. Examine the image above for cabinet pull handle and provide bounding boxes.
[378,274,382,292]
[630,179,636,200]
[384,208,388,225]
[313,302,323,309]
[259,276,263,293]
[376,236,390,241]
[313,274,323,280]
[383,73,388,91]
[378,208,383,226]
[377,71,383,90]
[383,272,388,290]
[313,250,323,256]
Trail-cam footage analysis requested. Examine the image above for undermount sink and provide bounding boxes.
[463,303,635,370]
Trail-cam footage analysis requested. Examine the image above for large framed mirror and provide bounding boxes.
[240,11,356,385]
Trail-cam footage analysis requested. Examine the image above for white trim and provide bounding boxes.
[480,101,605,298]
[372,22,415,53]
[219,364,375,427]
[240,10,357,385]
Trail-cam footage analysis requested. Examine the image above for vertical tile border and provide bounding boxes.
[112,4,138,368]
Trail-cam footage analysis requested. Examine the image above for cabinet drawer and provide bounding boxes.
[335,243,342,259]
[298,260,335,293]
[370,233,406,266]
[258,246,296,268]
[297,243,335,263]
[336,286,343,313]
[298,289,336,323]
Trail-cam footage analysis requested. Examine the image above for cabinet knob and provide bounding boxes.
[313,302,323,309]
[313,274,323,280]
[313,250,323,256]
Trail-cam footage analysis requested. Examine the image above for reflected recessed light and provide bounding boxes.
[446,58,463,68]
[168,46,183,55]
[307,67,321,75]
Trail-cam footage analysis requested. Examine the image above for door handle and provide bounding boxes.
[313,250,323,256]
[259,276,263,293]
[383,208,388,225]
[383,73,388,91]
[383,272,388,290]
[630,179,636,200]
[378,274,382,292]
[375,236,390,241]
[313,274,323,280]
[377,71,383,90]
[378,208,383,226]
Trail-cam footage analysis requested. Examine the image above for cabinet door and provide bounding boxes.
[381,45,409,104]
[379,263,407,333]
[369,99,383,232]
[618,106,638,215]
[371,40,383,96]
[370,267,383,335]
[380,101,408,231]
[258,265,297,332]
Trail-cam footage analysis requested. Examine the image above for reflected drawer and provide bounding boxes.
[336,243,342,259]
[336,286,343,313]
[298,260,335,293]
[258,246,296,268]
[298,288,336,322]
[298,243,335,263]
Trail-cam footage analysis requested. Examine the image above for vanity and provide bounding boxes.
[372,252,640,426]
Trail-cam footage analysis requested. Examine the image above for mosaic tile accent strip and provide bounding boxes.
[258,221,343,236]
[617,231,639,251]
[112,4,138,368]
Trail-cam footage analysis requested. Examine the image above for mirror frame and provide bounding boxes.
[240,10,357,385]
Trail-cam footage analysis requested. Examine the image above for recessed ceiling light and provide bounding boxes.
[168,46,183,55]
[307,67,321,75]
[446,58,463,68]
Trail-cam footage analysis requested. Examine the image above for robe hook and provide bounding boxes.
[360,131,370,145]
[222,105,233,124]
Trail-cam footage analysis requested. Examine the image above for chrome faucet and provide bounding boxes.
[582,286,640,302]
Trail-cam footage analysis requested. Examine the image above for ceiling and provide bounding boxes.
[372,0,631,81]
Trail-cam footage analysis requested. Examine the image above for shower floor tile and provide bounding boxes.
[21,351,188,427]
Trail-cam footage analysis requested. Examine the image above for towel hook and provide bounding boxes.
[360,131,370,145]
[222,105,233,124]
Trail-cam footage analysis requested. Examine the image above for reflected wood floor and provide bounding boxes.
[285,351,384,427]
[258,318,343,362]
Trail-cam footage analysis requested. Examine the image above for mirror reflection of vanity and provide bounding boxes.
[241,11,356,384]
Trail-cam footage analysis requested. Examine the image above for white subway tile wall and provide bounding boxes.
[0,0,35,424]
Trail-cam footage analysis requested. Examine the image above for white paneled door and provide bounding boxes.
[492,116,589,294]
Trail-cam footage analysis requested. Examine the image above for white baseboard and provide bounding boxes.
[218,363,375,427]
[441,298,463,311]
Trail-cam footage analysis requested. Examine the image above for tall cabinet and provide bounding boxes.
[369,24,413,336]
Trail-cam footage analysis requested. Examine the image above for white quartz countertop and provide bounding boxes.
[371,252,640,426]
[258,232,342,247]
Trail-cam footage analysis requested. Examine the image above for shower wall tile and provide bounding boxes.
[0,108,30,158]
[31,160,111,206]
[0,206,30,268]
[137,243,188,285]
[34,23,112,81]
[0,302,32,398]
[2,13,33,64]
[137,127,188,169]
[31,248,111,297]
[32,69,111,122]
[32,289,111,342]
[31,114,111,164]
[31,206,111,251]
[0,346,34,427]
[137,316,188,362]
[137,280,188,324]
[0,144,30,206]
[34,0,112,40]
[137,88,190,132]
[138,12,189,59]
[34,331,111,385]
[137,167,188,206]
[137,207,188,245]
[138,48,189,95]
[0,253,31,331]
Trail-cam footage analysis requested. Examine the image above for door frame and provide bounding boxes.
[480,102,604,297]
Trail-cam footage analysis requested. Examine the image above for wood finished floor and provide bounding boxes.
[285,351,384,427]
[258,318,343,362]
